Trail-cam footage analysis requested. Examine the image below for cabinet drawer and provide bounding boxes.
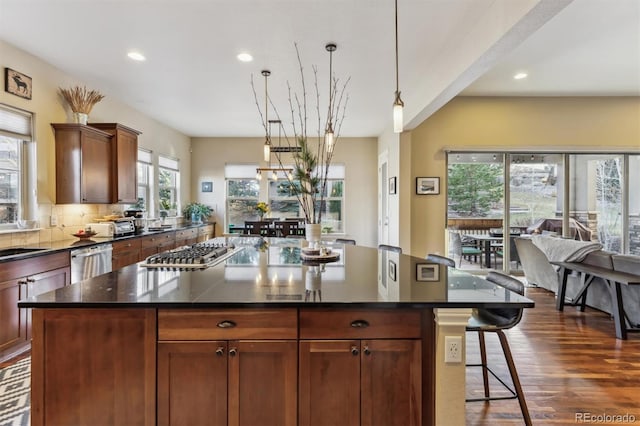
[175,228,198,240]
[299,309,421,339]
[140,232,175,249]
[158,309,298,340]
[112,238,142,252]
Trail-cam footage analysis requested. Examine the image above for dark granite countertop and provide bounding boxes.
[18,237,535,310]
[0,223,211,263]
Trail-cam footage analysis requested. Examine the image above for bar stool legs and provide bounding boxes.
[467,330,532,426]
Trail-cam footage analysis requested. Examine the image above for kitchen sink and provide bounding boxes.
[0,247,47,258]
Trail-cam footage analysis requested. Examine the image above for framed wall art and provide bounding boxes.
[416,263,439,282]
[201,181,213,192]
[416,177,439,195]
[4,68,32,100]
[389,176,397,194]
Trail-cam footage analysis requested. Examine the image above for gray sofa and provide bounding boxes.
[515,236,640,325]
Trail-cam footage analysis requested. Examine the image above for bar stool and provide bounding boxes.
[425,253,455,268]
[378,244,402,254]
[466,271,532,426]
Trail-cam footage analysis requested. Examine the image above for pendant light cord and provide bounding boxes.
[395,0,399,95]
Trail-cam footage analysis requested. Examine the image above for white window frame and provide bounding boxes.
[158,155,180,217]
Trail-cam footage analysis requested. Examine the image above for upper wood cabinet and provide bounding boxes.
[88,123,141,204]
[52,123,113,204]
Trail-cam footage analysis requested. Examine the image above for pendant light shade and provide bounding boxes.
[393,0,404,133]
[325,43,337,151]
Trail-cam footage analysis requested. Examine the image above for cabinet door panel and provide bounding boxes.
[0,279,27,353]
[114,129,138,203]
[228,340,297,426]
[81,131,112,203]
[158,341,228,426]
[361,339,422,426]
[299,340,360,426]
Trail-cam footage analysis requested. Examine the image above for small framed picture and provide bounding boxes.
[416,177,440,195]
[201,181,213,192]
[416,263,439,282]
[389,176,397,194]
[388,260,397,282]
[4,68,32,100]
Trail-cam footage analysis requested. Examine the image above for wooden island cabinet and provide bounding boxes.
[22,241,534,426]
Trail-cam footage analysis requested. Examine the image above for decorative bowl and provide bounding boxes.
[72,231,98,239]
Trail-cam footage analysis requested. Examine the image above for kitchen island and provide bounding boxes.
[19,237,534,426]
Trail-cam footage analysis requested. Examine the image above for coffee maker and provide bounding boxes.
[124,210,146,233]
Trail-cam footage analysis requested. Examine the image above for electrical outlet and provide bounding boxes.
[50,215,58,226]
[445,336,462,363]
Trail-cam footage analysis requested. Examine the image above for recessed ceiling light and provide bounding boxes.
[237,53,253,62]
[513,72,528,80]
[127,51,146,61]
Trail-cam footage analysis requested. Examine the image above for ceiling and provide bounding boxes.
[0,0,638,138]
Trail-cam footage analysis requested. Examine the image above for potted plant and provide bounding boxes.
[182,202,213,224]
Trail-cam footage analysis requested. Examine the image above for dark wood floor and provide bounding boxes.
[466,286,640,425]
[3,286,639,425]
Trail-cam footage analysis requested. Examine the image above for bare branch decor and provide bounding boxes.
[251,43,351,225]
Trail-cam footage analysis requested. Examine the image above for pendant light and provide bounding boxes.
[325,43,337,152]
[393,0,404,133]
[262,70,271,161]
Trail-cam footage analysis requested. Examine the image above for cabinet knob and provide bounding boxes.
[229,348,237,357]
[363,346,371,356]
[351,346,359,356]
[26,277,36,283]
[215,347,225,356]
[350,320,370,328]
[17,279,28,285]
[217,320,237,329]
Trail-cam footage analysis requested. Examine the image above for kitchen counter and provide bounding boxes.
[19,237,533,309]
[0,222,214,264]
[23,237,534,426]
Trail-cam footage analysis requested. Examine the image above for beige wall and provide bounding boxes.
[191,137,379,246]
[409,96,640,257]
[1,40,191,243]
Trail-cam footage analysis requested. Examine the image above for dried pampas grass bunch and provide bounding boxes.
[59,85,105,114]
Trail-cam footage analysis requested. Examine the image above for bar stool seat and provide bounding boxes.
[465,271,532,426]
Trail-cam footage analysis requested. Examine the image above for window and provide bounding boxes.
[268,164,345,233]
[225,165,259,231]
[133,149,153,212]
[0,104,34,229]
[158,155,180,216]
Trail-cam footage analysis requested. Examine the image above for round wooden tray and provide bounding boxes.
[300,252,340,263]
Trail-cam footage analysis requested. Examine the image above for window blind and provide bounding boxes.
[0,103,33,141]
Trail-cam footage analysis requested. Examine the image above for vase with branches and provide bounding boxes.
[59,85,105,124]
[252,43,350,228]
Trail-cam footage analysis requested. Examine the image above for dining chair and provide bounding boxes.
[466,271,532,426]
[425,253,455,268]
[378,244,402,254]
[449,231,482,267]
[335,238,356,245]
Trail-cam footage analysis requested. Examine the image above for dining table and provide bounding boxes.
[463,234,504,268]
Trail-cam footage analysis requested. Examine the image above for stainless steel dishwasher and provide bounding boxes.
[70,243,113,284]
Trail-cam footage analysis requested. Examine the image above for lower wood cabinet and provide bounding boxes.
[0,252,70,361]
[157,340,297,426]
[112,238,142,270]
[299,339,421,426]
